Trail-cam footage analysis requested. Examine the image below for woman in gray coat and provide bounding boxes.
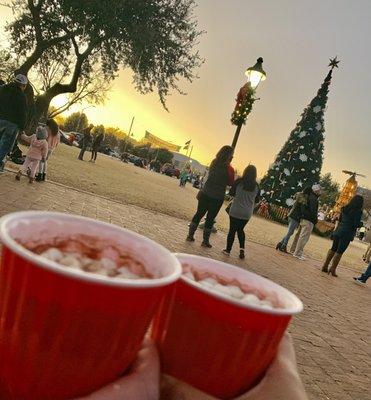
[223,165,260,259]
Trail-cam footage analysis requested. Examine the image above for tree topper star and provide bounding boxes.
[329,56,340,69]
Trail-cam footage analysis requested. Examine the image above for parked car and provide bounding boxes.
[60,130,79,146]
[161,163,180,178]
[134,157,146,168]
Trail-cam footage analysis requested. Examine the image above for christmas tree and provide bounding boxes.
[260,58,339,207]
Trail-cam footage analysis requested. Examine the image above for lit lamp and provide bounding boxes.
[231,57,267,149]
[245,57,266,89]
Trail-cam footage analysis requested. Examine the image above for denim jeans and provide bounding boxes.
[0,119,19,168]
[281,218,299,247]
[359,262,371,282]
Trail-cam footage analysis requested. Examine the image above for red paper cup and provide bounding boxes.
[152,253,303,399]
[0,211,181,400]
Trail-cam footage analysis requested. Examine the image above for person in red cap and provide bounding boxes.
[0,74,28,172]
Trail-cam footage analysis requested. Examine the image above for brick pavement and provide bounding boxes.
[0,172,369,400]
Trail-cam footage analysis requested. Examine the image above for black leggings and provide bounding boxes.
[331,236,351,255]
[191,193,224,230]
[91,148,98,161]
[227,216,249,251]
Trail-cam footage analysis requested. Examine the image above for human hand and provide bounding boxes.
[76,338,160,400]
[160,333,308,400]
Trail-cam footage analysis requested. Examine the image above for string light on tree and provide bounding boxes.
[260,57,339,206]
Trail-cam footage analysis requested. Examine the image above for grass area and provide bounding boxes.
[9,144,368,271]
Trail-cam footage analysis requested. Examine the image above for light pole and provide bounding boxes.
[123,116,135,154]
[231,57,267,149]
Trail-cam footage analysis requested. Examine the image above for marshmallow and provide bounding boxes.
[183,271,195,281]
[198,277,218,288]
[41,247,63,262]
[226,285,245,299]
[59,255,81,269]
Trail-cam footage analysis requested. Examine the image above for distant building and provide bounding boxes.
[171,152,207,174]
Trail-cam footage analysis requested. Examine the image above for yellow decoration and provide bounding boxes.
[332,174,358,215]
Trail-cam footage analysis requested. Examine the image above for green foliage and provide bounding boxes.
[231,85,257,126]
[260,69,334,206]
[0,47,17,82]
[6,0,204,116]
[63,112,88,132]
[103,134,119,149]
[319,173,340,206]
[152,148,173,164]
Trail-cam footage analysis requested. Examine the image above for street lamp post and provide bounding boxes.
[231,57,266,149]
[123,116,135,154]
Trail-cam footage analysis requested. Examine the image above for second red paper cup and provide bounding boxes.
[0,211,181,400]
[152,253,303,399]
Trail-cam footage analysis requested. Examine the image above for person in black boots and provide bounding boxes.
[222,165,260,259]
[322,195,364,276]
[78,124,93,161]
[276,187,311,253]
[187,145,234,248]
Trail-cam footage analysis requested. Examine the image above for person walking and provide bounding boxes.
[15,126,48,183]
[179,168,190,187]
[36,119,60,182]
[187,145,234,248]
[292,184,322,261]
[322,195,364,276]
[0,74,28,172]
[276,187,312,253]
[78,125,93,161]
[90,129,105,163]
[353,262,371,285]
[223,165,260,259]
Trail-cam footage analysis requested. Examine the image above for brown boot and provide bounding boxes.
[322,250,335,273]
[329,253,342,277]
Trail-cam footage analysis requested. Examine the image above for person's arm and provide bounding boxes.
[21,133,32,144]
[17,93,27,130]
[308,196,318,224]
[229,179,240,197]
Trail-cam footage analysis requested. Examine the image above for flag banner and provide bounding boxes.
[185,140,191,145]
[143,131,181,152]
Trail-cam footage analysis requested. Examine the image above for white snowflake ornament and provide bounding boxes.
[280,179,287,186]
[299,154,308,162]
[298,180,303,187]
[313,105,321,113]
[286,198,295,206]
[299,131,307,138]
[283,168,291,176]
[315,122,322,131]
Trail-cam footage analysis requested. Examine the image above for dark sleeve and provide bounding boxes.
[229,178,241,197]
[17,93,27,130]
[307,196,318,224]
[354,211,363,229]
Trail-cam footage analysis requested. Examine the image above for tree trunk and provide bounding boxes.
[26,94,52,133]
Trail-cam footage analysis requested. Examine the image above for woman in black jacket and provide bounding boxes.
[322,195,364,276]
[187,145,234,248]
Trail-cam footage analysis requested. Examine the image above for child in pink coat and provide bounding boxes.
[36,119,60,182]
[16,126,48,183]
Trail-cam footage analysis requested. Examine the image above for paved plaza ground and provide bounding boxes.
[0,171,369,400]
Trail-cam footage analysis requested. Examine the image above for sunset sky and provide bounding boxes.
[1,0,370,186]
